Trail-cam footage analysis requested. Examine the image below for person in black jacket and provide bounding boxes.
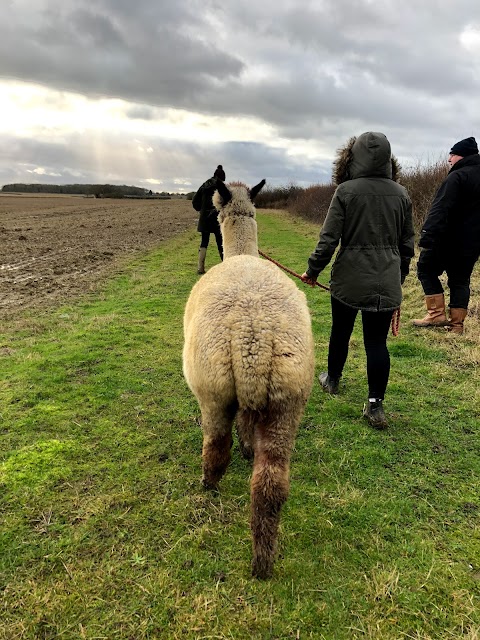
[192,165,225,274]
[412,137,480,334]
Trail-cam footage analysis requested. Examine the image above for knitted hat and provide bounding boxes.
[214,165,226,181]
[450,137,478,157]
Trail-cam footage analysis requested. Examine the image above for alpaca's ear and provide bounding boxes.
[250,179,266,201]
[216,180,232,206]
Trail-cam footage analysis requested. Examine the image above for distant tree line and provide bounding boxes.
[1,183,157,198]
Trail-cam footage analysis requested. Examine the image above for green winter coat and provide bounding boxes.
[306,132,415,311]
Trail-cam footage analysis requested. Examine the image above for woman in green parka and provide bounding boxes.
[192,165,225,274]
[301,132,414,429]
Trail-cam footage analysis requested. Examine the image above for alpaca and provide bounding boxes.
[183,180,315,578]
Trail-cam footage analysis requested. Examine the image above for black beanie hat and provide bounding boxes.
[214,165,226,181]
[450,137,478,157]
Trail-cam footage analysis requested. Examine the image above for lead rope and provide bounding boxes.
[391,307,400,337]
[258,249,330,291]
[258,249,400,336]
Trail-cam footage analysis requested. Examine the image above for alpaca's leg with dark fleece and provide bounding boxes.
[200,403,235,490]
[250,414,295,579]
[235,408,255,460]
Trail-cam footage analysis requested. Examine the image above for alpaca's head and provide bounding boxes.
[213,180,266,224]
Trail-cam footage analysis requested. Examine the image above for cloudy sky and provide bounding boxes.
[2,0,480,192]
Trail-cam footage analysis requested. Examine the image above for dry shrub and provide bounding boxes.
[254,183,303,210]
[400,158,449,228]
[255,182,334,224]
[257,158,449,230]
[289,184,335,223]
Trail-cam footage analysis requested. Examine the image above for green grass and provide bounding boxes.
[1,210,480,639]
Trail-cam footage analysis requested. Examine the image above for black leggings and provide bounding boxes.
[328,296,393,400]
[200,230,223,260]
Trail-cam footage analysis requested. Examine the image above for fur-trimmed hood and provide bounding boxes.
[333,132,401,185]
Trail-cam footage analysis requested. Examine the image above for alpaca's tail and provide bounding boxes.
[234,374,270,411]
[230,334,273,411]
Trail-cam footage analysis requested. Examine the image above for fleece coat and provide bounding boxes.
[184,254,314,413]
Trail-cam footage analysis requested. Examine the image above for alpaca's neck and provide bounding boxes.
[221,217,259,259]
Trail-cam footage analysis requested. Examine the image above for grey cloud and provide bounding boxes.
[3,0,476,112]
[1,0,480,188]
[224,1,480,100]
[0,0,244,105]
[125,105,157,120]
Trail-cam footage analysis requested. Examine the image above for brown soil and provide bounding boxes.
[0,194,198,316]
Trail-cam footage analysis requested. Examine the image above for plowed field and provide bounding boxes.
[0,194,197,316]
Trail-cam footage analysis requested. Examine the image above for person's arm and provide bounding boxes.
[399,197,415,283]
[192,185,204,212]
[304,188,345,280]
[419,173,461,249]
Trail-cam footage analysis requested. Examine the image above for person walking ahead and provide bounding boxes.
[412,137,480,335]
[192,165,226,274]
[301,132,414,429]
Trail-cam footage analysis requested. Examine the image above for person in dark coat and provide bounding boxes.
[192,165,226,274]
[301,132,414,429]
[412,137,480,335]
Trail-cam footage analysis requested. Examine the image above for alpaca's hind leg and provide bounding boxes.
[235,408,254,460]
[250,415,296,579]
[201,403,236,490]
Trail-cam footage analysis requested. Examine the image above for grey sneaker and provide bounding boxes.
[318,372,340,395]
[363,400,389,430]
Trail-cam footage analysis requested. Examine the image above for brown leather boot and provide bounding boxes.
[448,308,468,334]
[412,293,448,327]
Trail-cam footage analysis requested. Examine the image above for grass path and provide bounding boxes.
[1,210,480,639]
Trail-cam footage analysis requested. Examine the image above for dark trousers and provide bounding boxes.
[417,249,479,309]
[328,296,393,400]
[200,229,223,260]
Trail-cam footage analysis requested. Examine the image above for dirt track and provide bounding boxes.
[0,194,197,316]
